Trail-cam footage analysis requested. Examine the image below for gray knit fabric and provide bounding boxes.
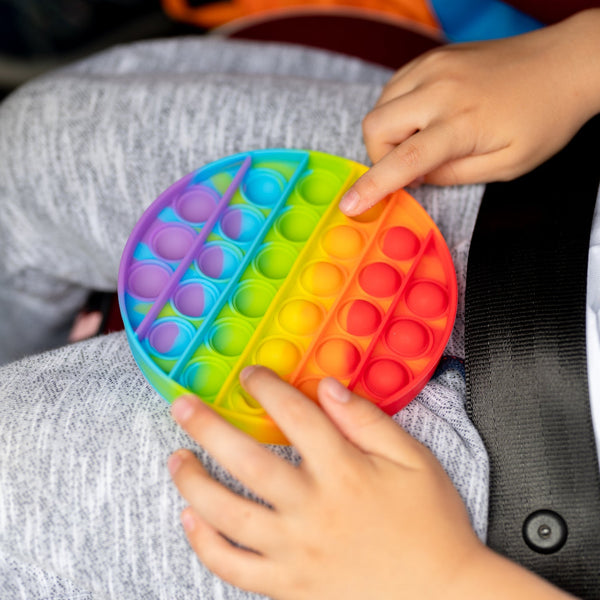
[0,38,488,599]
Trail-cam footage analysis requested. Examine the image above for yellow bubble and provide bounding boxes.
[300,262,345,296]
[322,225,364,259]
[255,338,301,377]
[279,299,323,335]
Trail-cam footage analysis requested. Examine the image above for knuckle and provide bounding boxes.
[393,139,422,170]
[419,45,462,73]
[237,450,271,483]
[361,107,387,141]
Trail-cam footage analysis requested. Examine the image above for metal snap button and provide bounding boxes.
[522,510,568,554]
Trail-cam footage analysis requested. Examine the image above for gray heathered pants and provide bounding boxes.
[0,38,489,599]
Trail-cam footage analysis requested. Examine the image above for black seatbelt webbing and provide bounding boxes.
[465,115,600,598]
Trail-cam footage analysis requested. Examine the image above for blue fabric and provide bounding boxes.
[430,0,543,42]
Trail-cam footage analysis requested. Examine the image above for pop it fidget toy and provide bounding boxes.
[118,149,457,444]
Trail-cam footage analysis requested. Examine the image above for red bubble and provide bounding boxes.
[358,262,401,297]
[406,281,449,318]
[386,319,431,357]
[363,359,409,398]
[382,227,420,260]
[344,299,382,336]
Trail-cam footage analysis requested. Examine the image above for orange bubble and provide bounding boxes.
[297,378,321,402]
[350,201,385,223]
[315,338,360,378]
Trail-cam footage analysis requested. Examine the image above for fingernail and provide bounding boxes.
[322,377,350,403]
[167,451,183,476]
[181,508,196,533]
[240,365,257,383]
[339,188,360,214]
[171,396,197,423]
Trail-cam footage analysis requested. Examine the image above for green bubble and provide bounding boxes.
[184,360,228,398]
[211,321,252,356]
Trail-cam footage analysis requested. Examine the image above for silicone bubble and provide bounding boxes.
[338,299,382,336]
[243,169,286,206]
[322,225,365,260]
[118,149,457,444]
[175,185,219,223]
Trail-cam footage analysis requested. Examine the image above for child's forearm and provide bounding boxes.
[552,8,600,125]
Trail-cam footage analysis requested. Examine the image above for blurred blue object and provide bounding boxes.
[431,0,543,42]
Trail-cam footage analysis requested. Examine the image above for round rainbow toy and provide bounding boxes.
[118,149,457,444]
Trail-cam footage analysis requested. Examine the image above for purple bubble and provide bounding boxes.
[221,207,262,242]
[149,322,180,354]
[221,208,243,240]
[175,186,219,223]
[152,225,195,261]
[198,246,224,279]
[174,283,206,317]
[127,263,170,299]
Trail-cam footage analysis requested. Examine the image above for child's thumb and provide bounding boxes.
[317,377,426,465]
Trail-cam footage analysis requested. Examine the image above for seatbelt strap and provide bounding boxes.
[465,114,600,598]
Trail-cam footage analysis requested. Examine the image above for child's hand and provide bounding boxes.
[169,367,574,598]
[167,367,479,599]
[339,9,600,216]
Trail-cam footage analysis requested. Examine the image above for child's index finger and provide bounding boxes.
[240,366,356,468]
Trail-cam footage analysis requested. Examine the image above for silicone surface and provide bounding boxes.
[118,149,457,444]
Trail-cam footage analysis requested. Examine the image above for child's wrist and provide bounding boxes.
[557,9,600,122]
[448,543,576,599]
